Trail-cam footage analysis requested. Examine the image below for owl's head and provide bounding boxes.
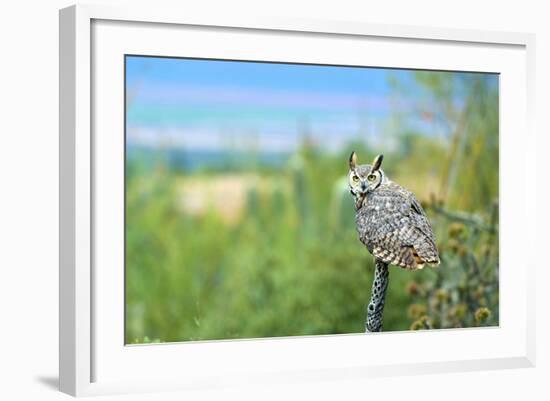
[348,152,386,209]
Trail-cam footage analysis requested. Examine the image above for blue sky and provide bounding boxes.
[125,56,494,153]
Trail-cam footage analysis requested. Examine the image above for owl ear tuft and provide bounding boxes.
[371,154,384,172]
[349,151,357,169]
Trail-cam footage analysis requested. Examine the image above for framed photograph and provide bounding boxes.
[59,4,536,396]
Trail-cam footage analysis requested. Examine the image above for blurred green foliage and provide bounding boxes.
[125,72,499,343]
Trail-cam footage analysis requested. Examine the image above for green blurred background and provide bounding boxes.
[125,56,499,344]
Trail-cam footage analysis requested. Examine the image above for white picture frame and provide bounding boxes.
[59,4,536,397]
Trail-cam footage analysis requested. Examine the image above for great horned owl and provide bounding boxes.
[348,152,440,270]
[348,152,439,332]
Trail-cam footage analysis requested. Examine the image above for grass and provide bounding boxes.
[125,144,498,343]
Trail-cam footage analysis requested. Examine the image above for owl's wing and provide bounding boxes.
[361,184,439,269]
[408,195,438,249]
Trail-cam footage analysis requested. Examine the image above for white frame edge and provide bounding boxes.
[59,4,536,397]
[60,5,92,397]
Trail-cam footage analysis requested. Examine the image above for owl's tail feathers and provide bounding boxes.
[385,246,439,270]
[412,248,440,270]
[416,259,441,270]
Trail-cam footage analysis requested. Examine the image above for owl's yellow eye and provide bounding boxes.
[352,175,359,183]
[367,174,376,182]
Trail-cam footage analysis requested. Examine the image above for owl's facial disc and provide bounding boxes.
[348,168,384,208]
[348,153,385,209]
